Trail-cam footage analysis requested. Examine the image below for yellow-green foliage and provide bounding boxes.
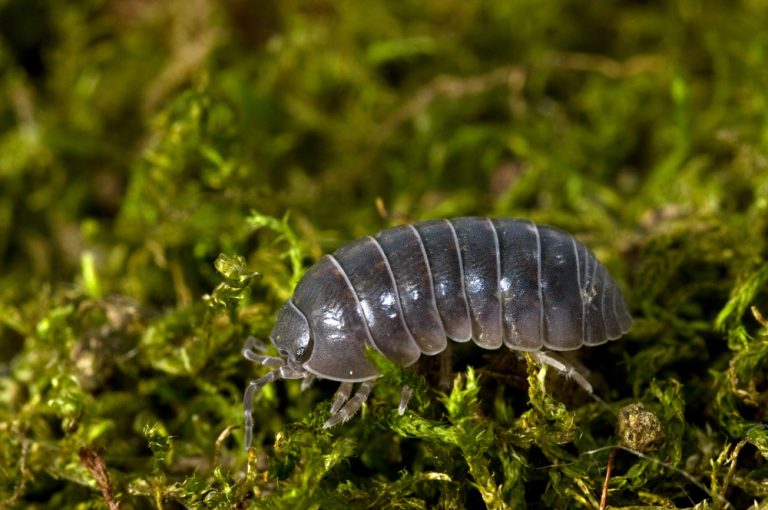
[2,0,768,508]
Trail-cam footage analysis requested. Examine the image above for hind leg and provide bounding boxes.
[530,351,593,394]
[323,381,375,429]
[397,385,412,415]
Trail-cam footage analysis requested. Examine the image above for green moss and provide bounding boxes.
[2,0,768,508]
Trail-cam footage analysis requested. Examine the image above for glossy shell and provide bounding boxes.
[270,217,632,383]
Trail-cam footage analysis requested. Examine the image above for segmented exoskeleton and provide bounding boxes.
[243,218,632,448]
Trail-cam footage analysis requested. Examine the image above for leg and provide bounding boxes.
[330,382,354,414]
[323,380,375,429]
[398,385,412,415]
[439,342,453,389]
[530,351,593,394]
[243,365,306,450]
[243,371,279,450]
[301,373,316,391]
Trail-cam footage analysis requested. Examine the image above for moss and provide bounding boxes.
[2,0,768,508]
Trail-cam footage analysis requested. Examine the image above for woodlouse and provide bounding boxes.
[243,217,632,448]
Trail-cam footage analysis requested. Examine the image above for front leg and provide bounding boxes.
[243,365,307,449]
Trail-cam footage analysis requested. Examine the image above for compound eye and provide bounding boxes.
[294,345,308,362]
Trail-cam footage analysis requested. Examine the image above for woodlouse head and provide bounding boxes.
[270,301,313,369]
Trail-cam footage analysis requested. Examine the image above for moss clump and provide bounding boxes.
[2,0,768,508]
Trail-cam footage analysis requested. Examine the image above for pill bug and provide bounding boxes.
[243,217,632,448]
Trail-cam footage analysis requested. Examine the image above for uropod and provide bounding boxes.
[242,217,632,448]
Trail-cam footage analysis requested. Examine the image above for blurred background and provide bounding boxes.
[1,0,768,508]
